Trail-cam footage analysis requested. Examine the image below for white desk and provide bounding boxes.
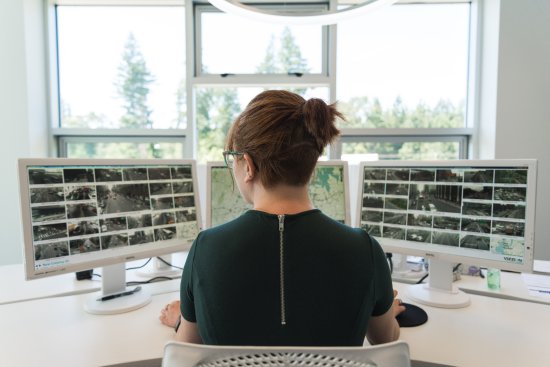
[0,252,188,305]
[453,270,550,305]
[1,279,550,367]
[393,282,550,367]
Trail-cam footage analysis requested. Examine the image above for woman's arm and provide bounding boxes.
[175,316,203,344]
[366,290,405,345]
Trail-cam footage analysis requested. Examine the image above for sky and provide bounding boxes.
[57,3,469,129]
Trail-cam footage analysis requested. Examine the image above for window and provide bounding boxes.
[50,1,474,163]
[192,3,331,162]
[335,1,472,161]
[197,6,325,75]
[53,3,187,158]
[194,86,330,161]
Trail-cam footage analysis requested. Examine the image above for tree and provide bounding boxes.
[278,27,309,75]
[115,33,155,129]
[196,87,240,162]
[115,33,161,158]
[255,27,311,95]
[339,96,464,160]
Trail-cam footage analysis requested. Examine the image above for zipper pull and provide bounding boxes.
[278,214,285,232]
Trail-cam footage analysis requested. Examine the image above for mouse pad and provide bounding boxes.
[396,303,428,327]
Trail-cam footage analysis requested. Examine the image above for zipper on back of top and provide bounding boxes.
[278,214,286,326]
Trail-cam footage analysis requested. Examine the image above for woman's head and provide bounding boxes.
[225,90,343,188]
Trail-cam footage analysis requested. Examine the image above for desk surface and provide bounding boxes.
[0,253,188,305]
[1,279,550,367]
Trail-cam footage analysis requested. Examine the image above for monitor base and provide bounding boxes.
[407,283,470,309]
[84,287,151,315]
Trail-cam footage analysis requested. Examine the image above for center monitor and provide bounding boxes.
[206,160,350,228]
[18,158,202,314]
[356,159,537,308]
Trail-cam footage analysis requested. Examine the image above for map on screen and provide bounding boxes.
[208,162,348,227]
[209,167,251,227]
[308,165,346,223]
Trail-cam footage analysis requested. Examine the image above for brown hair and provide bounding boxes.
[225,90,343,188]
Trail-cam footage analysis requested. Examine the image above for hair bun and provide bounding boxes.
[302,98,342,151]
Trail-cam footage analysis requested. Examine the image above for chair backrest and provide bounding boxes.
[162,341,411,367]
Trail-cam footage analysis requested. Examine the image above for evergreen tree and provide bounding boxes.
[115,33,155,129]
[115,33,160,157]
[278,27,309,75]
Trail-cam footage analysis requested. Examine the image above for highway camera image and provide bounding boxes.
[27,164,199,263]
[32,205,66,222]
[96,184,150,214]
[28,168,63,185]
[360,165,530,255]
[30,187,64,203]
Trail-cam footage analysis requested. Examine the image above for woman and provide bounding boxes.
[161,90,404,345]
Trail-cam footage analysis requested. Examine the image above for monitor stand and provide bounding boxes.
[407,259,470,309]
[137,255,181,278]
[84,263,151,315]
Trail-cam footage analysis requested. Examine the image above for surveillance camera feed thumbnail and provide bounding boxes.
[27,164,199,271]
[360,166,530,265]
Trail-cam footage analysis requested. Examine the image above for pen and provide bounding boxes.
[98,286,141,302]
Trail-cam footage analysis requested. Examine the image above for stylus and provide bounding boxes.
[97,286,142,302]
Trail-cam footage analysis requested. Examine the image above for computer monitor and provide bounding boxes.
[18,158,202,314]
[206,160,350,228]
[356,159,537,308]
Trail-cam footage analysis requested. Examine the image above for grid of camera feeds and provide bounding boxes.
[360,166,530,264]
[27,164,199,267]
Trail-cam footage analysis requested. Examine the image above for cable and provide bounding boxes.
[126,276,175,286]
[415,263,463,285]
[126,258,152,271]
[386,253,393,274]
[156,256,183,270]
[416,273,428,284]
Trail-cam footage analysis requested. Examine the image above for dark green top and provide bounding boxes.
[180,209,393,346]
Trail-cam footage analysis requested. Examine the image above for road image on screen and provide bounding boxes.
[357,160,537,308]
[19,159,202,314]
[207,161,349,228]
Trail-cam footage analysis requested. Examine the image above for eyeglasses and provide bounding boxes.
[222,150,245,169]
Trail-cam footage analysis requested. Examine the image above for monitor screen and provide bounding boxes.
[18,159,202,314]
[206,160,350,228]
[356,159,537,308]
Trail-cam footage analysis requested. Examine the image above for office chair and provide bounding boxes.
[162,341,411,367]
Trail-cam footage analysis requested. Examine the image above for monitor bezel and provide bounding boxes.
[18,158,203,280]
[355,159,537,273]
[205,160,351,228]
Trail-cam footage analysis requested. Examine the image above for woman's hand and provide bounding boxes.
[159,300,181,328]
[392,290,407,318]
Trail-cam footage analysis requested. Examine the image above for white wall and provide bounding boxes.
[492,0,550,260]
[0,0,549,265]
[0,0,48,266]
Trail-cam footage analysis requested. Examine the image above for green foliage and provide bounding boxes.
[196,88,241,162]
[67,142,183,159]
[339,96,465,160]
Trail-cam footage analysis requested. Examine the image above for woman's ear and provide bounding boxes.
[242,154,256,182]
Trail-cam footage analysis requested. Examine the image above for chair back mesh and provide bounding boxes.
[197,352,376,367]
[162,341,410,367]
